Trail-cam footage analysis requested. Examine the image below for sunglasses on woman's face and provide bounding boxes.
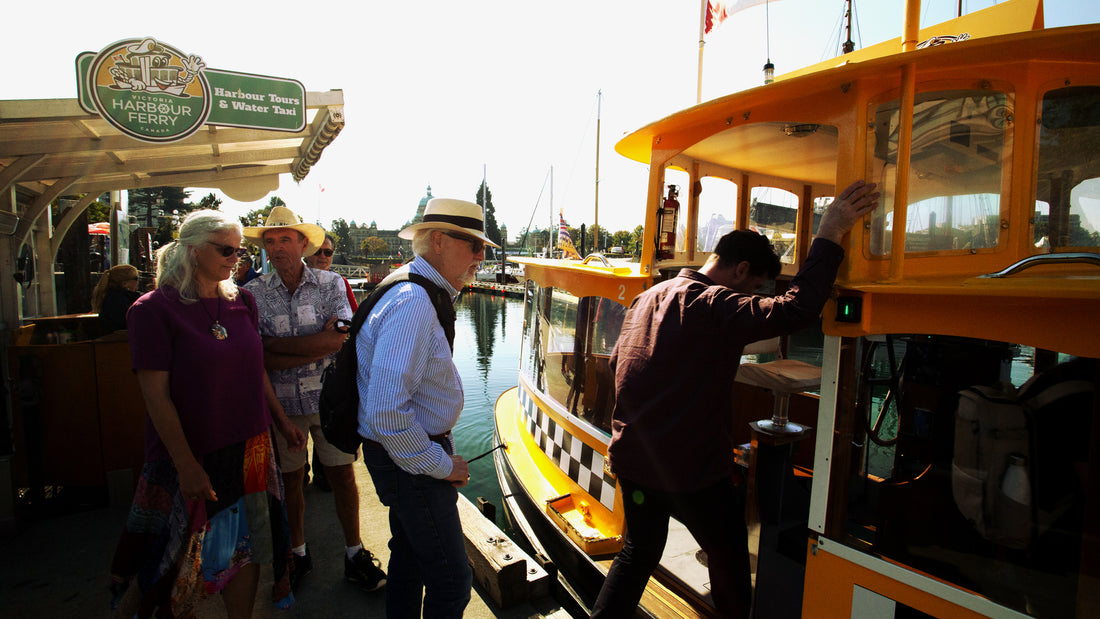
[207,241,249,258]
[314,248,334,257]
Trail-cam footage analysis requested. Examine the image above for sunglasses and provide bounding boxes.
[314,248,334,257]
[443,231,485,254]
[207,241,249,258]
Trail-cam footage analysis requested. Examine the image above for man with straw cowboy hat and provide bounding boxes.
[242,205,387,594]
[355,198,497,617]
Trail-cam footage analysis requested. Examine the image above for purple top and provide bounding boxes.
[127,286,270,462]
[608,238,844,492]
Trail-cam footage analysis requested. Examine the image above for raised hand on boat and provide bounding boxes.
[815,180,880,244]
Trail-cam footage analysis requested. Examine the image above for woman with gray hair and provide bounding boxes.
[109,209,306,618]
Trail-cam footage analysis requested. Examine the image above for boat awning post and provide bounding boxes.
[889,62,917,281]
[686,161,701,263]
[642,144,678,272]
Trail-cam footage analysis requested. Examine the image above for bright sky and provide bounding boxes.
[4,1,1098,240]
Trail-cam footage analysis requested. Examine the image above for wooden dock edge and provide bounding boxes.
[458,493,552,609]
[465,282,524,298]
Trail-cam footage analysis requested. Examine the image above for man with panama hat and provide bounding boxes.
[356,197,497,617]
[243,205,387,594]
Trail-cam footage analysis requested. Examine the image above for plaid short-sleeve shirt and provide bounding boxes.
[245,265,352,416]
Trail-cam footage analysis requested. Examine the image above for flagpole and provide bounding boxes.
[698,0,708,104]
[594,90,601,253]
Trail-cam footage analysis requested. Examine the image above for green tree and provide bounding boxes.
[476,181,502,250]
[630,225,644,257]
[240,195,287,228]
[195,192,222,210]
[131,187,191,228]
[611,229,634,249]
[361,236,389,256]
[86,194,111,224]
[330,218,352,254]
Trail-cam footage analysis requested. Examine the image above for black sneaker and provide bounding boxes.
[345,548,387,592]
[290,550,312,591]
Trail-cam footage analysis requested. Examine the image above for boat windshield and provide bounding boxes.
[519,280,626,434]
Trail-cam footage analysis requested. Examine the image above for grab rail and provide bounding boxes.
[580,253,612,267]
[977,252,1100,278]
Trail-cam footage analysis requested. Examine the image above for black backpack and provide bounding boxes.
[319,271,456,454]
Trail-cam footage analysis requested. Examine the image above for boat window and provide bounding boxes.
[522,283,624,435]
[1034,86,1100,250]
[869,90,1009,255]
[519,279,543,390]
[838,334,1094,618]
[812,196,830,237]
[697,176,739,253]
[750,187,800,263]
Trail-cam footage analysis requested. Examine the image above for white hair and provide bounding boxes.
[411,229,437,257]
[155,209,241,304]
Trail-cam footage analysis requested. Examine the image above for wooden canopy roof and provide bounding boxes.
[0,89,344,250]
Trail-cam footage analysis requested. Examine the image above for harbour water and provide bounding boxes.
[451,291,525,517]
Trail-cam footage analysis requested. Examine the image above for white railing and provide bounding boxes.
[330,264,373,278]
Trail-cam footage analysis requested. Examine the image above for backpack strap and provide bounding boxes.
[346,271,456,351]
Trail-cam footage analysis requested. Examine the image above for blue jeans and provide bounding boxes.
[362,446,471,619]
[591,476,751,619]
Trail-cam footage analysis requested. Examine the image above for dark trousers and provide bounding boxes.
[362,446,471,619]
[591,476,751,619]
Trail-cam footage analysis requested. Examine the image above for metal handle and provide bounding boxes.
[580,253,611,267]
[977,252,1100,278]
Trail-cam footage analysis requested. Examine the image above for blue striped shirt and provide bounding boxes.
[355,259,462,478]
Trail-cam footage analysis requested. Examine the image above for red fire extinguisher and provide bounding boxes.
[657,184,680,260]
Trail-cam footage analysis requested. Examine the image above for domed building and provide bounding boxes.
[342,186,430,260]
[411,185,434,224]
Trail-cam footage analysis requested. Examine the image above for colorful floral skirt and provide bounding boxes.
[110,430,294,617]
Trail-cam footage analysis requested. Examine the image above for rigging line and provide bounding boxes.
[519,167,552,251]
[765,0,771,61]
[852,0,862,51]
[560,94,600,219]
[822,1,849,60]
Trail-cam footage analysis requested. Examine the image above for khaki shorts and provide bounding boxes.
[275,413,357,472]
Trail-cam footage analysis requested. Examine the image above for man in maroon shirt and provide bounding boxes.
[592,180,880,619]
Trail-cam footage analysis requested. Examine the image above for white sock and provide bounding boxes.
[346,544,363,560]
[292,543,307,557]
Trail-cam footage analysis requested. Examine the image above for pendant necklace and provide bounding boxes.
[199,296,228,340]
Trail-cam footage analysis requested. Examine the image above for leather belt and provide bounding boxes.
[363,431,452,451]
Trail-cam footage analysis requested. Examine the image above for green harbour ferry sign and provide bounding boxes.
[77,37,306,143]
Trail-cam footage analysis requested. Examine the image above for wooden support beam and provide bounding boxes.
[457,493,550,608]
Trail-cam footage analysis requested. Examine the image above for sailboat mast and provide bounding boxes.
[843,0,855,54]
[594,90,601,253]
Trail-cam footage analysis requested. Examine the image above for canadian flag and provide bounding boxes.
[705,1,729,34]
[705,0,776,35]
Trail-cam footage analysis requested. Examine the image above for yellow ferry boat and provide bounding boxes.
[493,0,1100,616]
